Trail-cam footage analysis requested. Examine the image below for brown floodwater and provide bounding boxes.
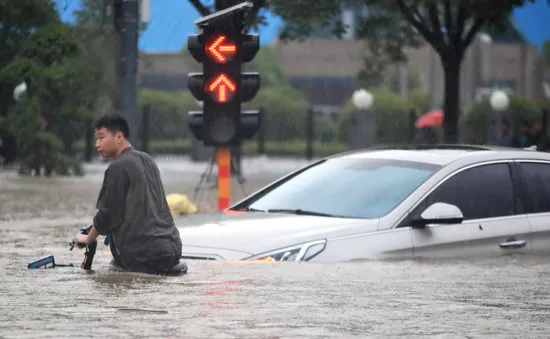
[1,158,550,339]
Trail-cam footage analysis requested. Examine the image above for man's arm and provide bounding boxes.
[93,163,129,235]
[88,225,100,242]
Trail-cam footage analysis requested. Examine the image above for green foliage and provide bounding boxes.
[0,58,43,91]
[338,89,413,144]
[314,116,339,142]
[269,1,346,40]
[0,96,42,139]
[74,136,348,158]
[245,86,309,140]
[0,2,99,176]
[462,95,541,144]
[18,24,80,66]
[137,89,199,140]
[0,0,60,113]
[408,89,431,114]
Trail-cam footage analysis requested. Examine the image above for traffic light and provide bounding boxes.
[187,10,260,147]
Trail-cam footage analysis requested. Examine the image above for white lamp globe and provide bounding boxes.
[13,82,27,102]
[490,90,510,111]
[352,89,374,110]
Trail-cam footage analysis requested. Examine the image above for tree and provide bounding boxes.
[70,0,150,113]
[0,13,96,175]
[376,0,536,143]
[188,0,536,143]
[0,1,60,164]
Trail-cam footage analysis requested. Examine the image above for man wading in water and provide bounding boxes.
[74,114,183,275]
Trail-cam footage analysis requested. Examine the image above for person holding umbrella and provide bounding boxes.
[414,110,446,144]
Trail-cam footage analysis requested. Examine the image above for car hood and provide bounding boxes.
[174,212,377,258]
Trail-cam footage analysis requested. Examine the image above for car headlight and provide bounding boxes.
[244,240,327,262]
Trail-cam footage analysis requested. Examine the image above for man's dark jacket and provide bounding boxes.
[93,147,182,273]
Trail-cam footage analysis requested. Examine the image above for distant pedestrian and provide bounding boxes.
[512,121,531,148]
[498,119,514,147]
[529,120,550,151]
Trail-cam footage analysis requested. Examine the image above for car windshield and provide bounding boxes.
[245,157,441,219]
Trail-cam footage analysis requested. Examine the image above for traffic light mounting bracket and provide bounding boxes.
[194,1,253,29]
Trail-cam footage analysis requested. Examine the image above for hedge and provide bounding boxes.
[462,95,549,144]
[338,89,416,144]
[73,138,348,158]
[153,139,348,158]
[137,89,198,141]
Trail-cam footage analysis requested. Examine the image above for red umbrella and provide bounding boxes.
[415,110,443,128]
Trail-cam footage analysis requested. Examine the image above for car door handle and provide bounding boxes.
[499,240,527,249]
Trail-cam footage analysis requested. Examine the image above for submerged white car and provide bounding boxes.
[176,145,550,262]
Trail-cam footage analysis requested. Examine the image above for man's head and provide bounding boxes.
[92,114,130,158]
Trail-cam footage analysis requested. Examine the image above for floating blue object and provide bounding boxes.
[27,255,55,269]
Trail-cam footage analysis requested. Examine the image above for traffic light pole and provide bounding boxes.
[216,147,231,210]
[114,0,139,146]
[214,0,232,211]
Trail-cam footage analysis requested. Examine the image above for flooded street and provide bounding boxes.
[2,157,550,338]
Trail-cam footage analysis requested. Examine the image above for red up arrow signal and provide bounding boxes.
[206,36,236,63]
[207,74,236,103]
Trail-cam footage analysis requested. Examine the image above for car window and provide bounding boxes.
[245,158,441,219]
[518,162,550,214]
[409,163,515,221]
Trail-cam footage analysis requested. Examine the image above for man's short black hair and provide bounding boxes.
[92,114,130,139]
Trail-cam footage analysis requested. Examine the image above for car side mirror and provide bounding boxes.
[411,202,463,228]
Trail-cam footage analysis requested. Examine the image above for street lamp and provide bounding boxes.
[350,89,375,149]
[13,82,27,102]
[352,89,374,110]
[490,90,510,112]
[488,90,510,146]
[478,33,492,87]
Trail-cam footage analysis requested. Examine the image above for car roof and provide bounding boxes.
[332,144,550,166]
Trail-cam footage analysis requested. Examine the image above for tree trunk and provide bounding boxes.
[442,60,462,144]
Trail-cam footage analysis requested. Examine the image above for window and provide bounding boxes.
[244,158,441,219]
[411,163,515,221]
[518,162,550,214]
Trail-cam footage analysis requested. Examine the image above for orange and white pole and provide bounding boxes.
[216,147,231,210]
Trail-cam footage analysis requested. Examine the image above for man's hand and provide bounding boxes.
[74,225,100,249]
[74,233,91,248]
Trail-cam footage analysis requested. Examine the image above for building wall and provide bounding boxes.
[270,37,545,111]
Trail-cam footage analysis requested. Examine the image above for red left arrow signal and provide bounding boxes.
[206,36,236,63]
[207,74,236,103]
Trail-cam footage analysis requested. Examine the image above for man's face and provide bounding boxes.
[95,127,122,158]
